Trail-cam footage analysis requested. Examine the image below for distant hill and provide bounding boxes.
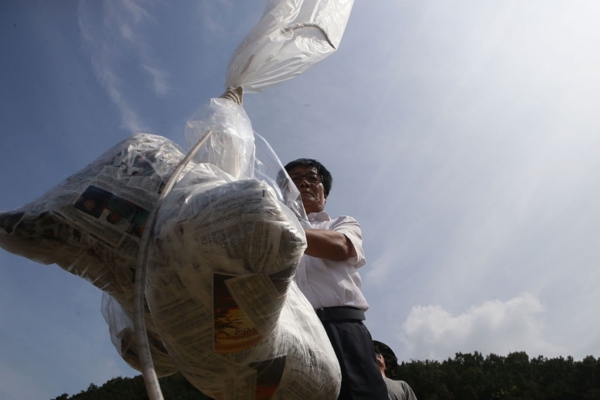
[52,352,600,400]
[51,372,212,400]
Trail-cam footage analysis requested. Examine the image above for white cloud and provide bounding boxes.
[199,0,234,34]
[121,0,155,25]
[77,0,171,133]
[399,293,565,360]
[119,23,136,44]
[367,245,407,285]
[116,0,171,97]
[142,64,171,96]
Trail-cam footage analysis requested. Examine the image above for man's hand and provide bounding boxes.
[304,229,357,261]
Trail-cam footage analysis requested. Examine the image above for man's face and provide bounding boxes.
[288,166,327,214]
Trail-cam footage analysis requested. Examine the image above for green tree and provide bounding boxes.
[54,352,600,400]
[52,373,212,400]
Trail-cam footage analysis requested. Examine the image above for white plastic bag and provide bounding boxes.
[226,0,354,92]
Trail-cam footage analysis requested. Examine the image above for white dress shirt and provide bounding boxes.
[294,211,369,311]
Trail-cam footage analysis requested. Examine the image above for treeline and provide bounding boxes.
[51,372,211,400]
[52,352,600,400]
[392,351,600,400]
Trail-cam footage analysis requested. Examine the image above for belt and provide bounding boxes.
[315,306,365,322]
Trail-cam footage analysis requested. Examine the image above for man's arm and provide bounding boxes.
[304,229,357,261]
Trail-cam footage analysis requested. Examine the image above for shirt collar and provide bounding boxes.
[307,211,331,222]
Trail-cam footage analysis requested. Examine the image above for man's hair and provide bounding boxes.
[374,340,399,379]
[284,158,333,196]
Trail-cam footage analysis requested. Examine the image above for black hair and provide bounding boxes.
[373,340,399,379]
[284,158,333,196]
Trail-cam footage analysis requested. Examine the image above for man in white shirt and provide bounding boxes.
[285,158,387,400]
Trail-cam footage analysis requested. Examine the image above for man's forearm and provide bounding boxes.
[304,229,357,261]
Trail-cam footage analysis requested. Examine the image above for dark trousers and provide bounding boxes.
[321,319,388,400]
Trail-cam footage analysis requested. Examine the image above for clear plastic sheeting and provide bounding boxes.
[185,98,255,180]
[0,133,184,296]
[226,0,354,93]
[186,100,306,223]
[254,132,307,224]
[101,292,176,375]
[0,133,183,376]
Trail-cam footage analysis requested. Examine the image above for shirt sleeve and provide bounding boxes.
[331,215,366,268]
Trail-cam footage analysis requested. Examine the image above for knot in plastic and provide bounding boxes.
[219,86,244,106]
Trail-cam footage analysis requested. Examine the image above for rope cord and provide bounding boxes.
[219,86,244,105]
[133,87,243,400]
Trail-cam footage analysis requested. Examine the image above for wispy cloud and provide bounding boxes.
[116,0,171,97]
[142,64,171,96]
[77,0,171,132]
[121,0,155,25]
[91,50,146,132]
[398,293,565,360]
[199,0,234,34]
[367,241,413,285]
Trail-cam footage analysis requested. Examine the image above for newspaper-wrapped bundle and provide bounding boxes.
[0,119,342,398]
[143,98,340,398]
[0,0,355,398]
[0,133,180,376]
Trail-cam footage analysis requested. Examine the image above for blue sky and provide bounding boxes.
[2,1,600,399]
